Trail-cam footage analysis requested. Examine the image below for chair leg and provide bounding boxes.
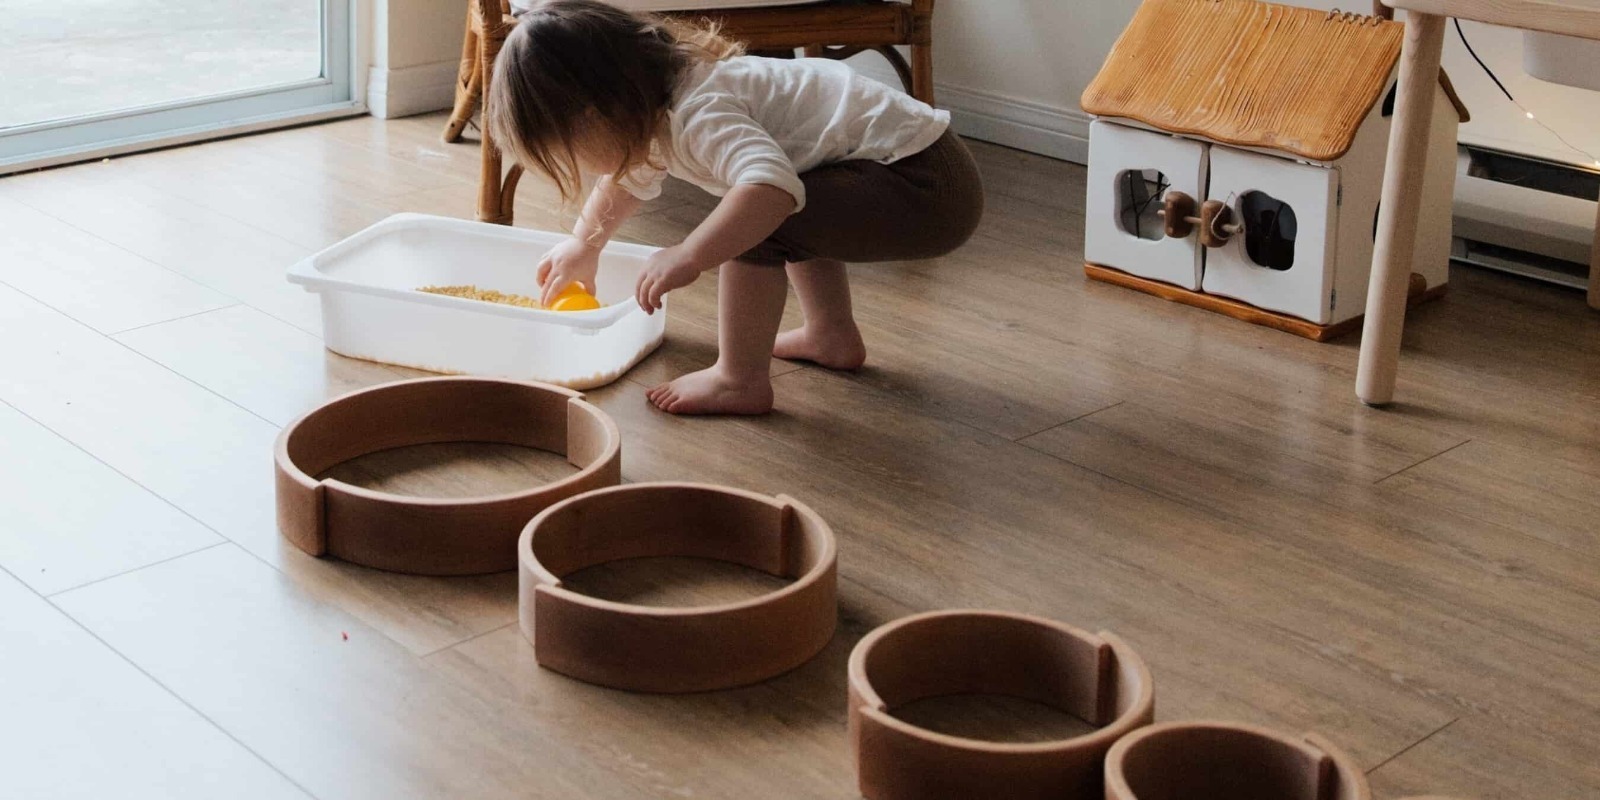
[499,166,525,224]
[480,133,511,225]
[910,40,934,105]
[443,24,482,143]
[872,46,916,97]
[803,44,826,58]
[477,23,515,225]
[909,0,936,105]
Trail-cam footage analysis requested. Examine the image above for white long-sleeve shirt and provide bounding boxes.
[616,56,950,213]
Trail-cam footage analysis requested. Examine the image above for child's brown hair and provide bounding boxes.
[487,0,743,204]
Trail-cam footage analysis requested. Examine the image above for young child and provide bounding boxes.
[488,0,983,415]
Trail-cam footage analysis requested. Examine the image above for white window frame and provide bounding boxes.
[0,0,365,175]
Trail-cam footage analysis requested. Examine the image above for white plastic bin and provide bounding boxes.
[287,213,665,390]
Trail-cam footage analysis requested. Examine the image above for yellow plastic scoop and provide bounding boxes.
[418,283,602,312]
[547,283,602,312]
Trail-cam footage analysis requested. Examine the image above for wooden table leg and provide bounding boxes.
[1589,188,1599,310]
[1356,11,1447,407]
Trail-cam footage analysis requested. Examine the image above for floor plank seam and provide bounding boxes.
[1,187,322,336]
[108,332,282,429]
[0,271,229,340]
[1012,400,1126,443]
[106,302,244,337]
[0,275,108,335]
[967,228,1064,260]
[418,620,520,660]
[1364,716,1459,776]
[8,162,319,266]
[327,135,483,187]
[1011,431,1220,515]
[0,557,322,800]
[752,363,1118,450]
[0,395,245,554]
[1374,439,1473,485]
[0,395,435,662]
[229,130,476,201]
[44,541,231,599]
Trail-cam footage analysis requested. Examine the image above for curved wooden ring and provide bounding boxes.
[848,610,1155,800]
[519,483,838,693]
[274,377,621,576]
[1105,720,1371,800]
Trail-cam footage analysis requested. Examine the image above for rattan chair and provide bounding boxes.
[441,0,936,224]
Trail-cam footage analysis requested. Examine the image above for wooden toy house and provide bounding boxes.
[1080,0,1469,340]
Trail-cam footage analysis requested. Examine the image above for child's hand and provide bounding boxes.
[635,244,705,314]
[537,237,602,307]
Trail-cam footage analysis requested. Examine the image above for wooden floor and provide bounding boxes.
[2,112,1598,800]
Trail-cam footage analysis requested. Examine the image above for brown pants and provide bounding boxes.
[741,130,985,266]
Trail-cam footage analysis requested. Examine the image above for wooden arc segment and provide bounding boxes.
[273,377,622,576]
[1104,720,1371,800]
[518,483,838,693]
[847,610,1155,800]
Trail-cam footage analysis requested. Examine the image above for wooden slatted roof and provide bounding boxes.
[1081,0,1469,162]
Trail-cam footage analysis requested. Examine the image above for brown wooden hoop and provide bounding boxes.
[1104,720,1371,800]
[519,483,838,693]
[848,610,1155,800]
[274,377,622,576]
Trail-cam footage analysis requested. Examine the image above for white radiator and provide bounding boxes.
[1446,22,1599,288]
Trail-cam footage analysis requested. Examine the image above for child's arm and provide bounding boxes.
[538,175,645,306]
[634,183,795,312]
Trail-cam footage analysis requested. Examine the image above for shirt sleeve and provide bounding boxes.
[676,94,807,213]
[615,152,667,202]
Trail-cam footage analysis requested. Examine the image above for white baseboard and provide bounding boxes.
[367,60,461,119]
[937,84,1091,164]
[853,61,1090,164]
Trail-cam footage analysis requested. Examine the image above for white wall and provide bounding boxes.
[870,0,1600,168]
[852,0,1141,163]
[367,0,467,118]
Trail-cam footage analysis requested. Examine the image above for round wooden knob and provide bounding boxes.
[1199,200,1242,248]
[1157,191,1199,238]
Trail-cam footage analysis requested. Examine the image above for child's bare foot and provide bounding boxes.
[647,366,774,415]
[773,324,867,370]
